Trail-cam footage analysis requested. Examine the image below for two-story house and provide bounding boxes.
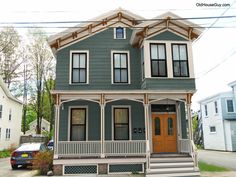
[0,76,23,150]
[48,9,203,176]
[199,80,236,152]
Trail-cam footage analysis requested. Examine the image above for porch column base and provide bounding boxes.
[53,154,58,159]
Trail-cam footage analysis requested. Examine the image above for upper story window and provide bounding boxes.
[214,101,218,114]
[150,43,167,77]
[226,99,234,112]
[114,27,126,39]
[172,44,189,77]
[204,105,208,117]
[0,105,2,119]
[112,52,130,84]
[9,109,12,121]
[71,52,88,84]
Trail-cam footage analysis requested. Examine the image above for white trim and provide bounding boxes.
[111,105,132,141]
[68,106,89,141]
[69,50,89,85]
[111,50,131,84]
[113,27,126,39]
[226,98,235,113]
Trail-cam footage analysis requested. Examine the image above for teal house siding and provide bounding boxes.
[56,28,142,90]
[105,100,145,140]
[59,100,101,141]
[180,102,187,139]
[148,30,188,41]
[221,98,236,120]
[141,78,196,90]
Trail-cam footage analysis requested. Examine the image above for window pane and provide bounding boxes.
[151,61,158,76]
[120,54,127,68]
[73,54,80,68]
[158,45,165,59]
[114,54,120,68]
[115,125,129,140]
[151,45,158,59]
[116,28,124,38]
[172,45,179,60]
[114,69,120,82]
[79,54,86,68]
[72,69,79,82]
[115,109,128,123]
[180,61,188,76]
[71,126,85,141]
[168,118,174,135]
[79,69,86,82]
[155,117,161,135]
[72,109,85,124]
[179,45,187,60]
[159,61,166,76]
[173,61,180,76]
[227,100,234,112]
[121,69,128,82]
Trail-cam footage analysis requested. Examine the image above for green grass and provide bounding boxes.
[199,161,229,172]
[0,150,11,158]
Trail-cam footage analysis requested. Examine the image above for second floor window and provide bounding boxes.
[172,44,189,77]
[227,99,234,112]
[71,53,87,83]
[0,105,2,119]
[9,109,12,120]
[113,53,129,83]
[204,105,208,117]
[214,101,218,114]
[150,43,167,77]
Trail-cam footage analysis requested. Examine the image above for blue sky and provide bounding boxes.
[1,0,236,110]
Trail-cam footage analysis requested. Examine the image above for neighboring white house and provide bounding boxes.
[26,118,50,135]
[0,76,23,150]
[199,80,236,151]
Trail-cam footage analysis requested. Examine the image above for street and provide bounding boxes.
[0,157,37,177]
[198,150,236,171]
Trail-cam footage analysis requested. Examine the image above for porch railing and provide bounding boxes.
[58,141,101,157]
[104,140,146,156]
[190,140,198,169]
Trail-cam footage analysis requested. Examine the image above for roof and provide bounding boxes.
[198,91,233,104]
[29,118,50,127]
[0,75,22,104]
[228,80,236,87]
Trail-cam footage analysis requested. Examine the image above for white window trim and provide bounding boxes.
[226,99,235,113]
[111,50,131,84]
[67,106,89,141]
[113,27,126,39]
[111,105,132,141]
[209,126,216,134]
[69,50,89,85]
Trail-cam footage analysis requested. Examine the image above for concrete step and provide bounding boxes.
[150,162,194,169]
[146,171,200,177]
[150,157,193,163]
[148,167,195,174]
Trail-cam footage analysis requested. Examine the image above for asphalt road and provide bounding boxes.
[0,157,37,177]
[198,150,236,171]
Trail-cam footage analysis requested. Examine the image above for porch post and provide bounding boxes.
[144,93,150,170]
[187,94,193,141]
[100,94,105,158]
[54,104,60,159]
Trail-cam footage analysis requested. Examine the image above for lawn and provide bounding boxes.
[199,161,229,172]
[0,150,11,158]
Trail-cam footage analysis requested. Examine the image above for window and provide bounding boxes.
[227,99,234,112]
[0,105,2,119]
[71,52,87,83]
[210,126,216,133]
[114,108,129,140]
[5,128,10,140]
[141,47,145,80]
[154,117,161,135]
[0,127,1,140]
[167,117,174,135]
[70,108,86,141]
[9,109,12,120]
[214,101,218,114]
[204,105,208,117]
[113,52,129,83]
[150,43,167,77]
[114,27,126,39]
[172,44,189,77]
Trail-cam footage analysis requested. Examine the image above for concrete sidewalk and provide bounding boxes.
[201,172,236,177]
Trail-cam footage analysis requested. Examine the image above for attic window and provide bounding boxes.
[114,27,126,39]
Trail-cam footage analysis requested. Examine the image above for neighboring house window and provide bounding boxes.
[0,127,1,140]
[71,52,87,83]
[70,108,86,141]
[172,44,189,77]
[227,99,234,112]
[114,27,126,39]
[210,126,216,133]
[0,105,2,119]
[214,101,218,114]
[150,43,167,77]
[9,109,12,120]
[204,105,208,117]
[6,128,10,140]
[113,53,129,83]
[114,108,129,140]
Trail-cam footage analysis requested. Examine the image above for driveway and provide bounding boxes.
[0,157,37,177]
[198,150,236,171]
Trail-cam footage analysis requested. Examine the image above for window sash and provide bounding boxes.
[114,108,129,140]
[113,53,128,83]
[214,101,218,114]
[205,105,208,116]
[227,100,234,112]
[0,105,2,118]
[115,27,124,39]
[72,53,87,83]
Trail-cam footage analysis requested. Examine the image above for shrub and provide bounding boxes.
[0,150,11,158]
[32,151,53,175]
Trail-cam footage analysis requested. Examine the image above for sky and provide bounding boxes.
[0,0,236,111]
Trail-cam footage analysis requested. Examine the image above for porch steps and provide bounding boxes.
[146,156,200,177]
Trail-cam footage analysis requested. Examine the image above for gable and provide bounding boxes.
[147,30,188,41]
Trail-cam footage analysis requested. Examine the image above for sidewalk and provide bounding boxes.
[201,171,236,177]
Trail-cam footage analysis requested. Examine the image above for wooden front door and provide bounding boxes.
[152,114,177,153]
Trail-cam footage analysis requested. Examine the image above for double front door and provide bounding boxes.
[152,113,177,153]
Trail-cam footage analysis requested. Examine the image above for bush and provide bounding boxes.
[0,150,11,158]
[32,151,53,175]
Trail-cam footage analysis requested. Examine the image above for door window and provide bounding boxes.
[167,117,174,135]
[155,117,161,135]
